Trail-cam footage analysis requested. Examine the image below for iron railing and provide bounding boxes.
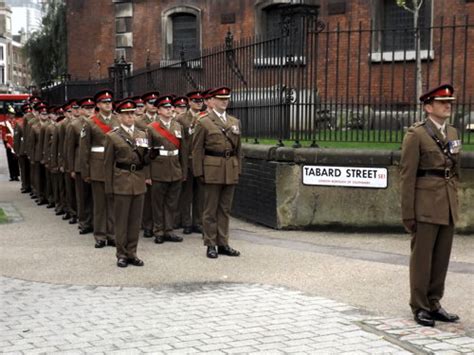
[42,16,474,145]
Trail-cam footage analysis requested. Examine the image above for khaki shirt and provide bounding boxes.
[80,114,120,181]
[400,118,461,225]
[104,126,150,195]
[147,118,187,182]
[192,110,242,185]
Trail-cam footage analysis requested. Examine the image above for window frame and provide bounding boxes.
[370,0,434,63]
[161,5,202,67]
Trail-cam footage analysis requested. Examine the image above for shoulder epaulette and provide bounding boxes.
[412,121,426,128]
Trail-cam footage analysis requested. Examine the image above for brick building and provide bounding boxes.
[65,0,474,105]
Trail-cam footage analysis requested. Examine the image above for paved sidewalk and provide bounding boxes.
[2,277,474,354]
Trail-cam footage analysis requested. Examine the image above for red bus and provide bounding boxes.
[0,94,31,122]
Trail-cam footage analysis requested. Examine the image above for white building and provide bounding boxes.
[5,0,43,39]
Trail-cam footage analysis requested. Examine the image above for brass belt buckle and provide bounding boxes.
[444,168,451,179]
[130,164,137,172]
[224,150,231,159]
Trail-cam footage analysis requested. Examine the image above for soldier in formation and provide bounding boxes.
[13,85,242,265]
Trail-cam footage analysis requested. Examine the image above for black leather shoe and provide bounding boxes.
[218,245,240,257]
[164,234,183,242]
[183,226,192,234]
[95,240,106,249]
[79,227,93,235]
[117,258,128,268]
[430,308,460,323]
[128,257,144,267]
[62,213,71,220]
[46,202,55,209]
[143,229,153,238]
[37,199,47,206]
[55,210,65,216]
[21,188,28,193]
[107,240,116,247]
[207,246,218,259]
[192,225,203,234]
[154,235,164,244]
[69,217,77,224]
[414,310,435,327]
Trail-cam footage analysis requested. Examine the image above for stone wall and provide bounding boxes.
[232,144,474,233]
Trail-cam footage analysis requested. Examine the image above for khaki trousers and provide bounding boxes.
[177,171,203,228]
[409,221,454,314]
[64,173,77,217]
[19,155,31,190]
[202,184,235,247]
[141,185,153,232]
[152,180,181,236]
[114,194,144,259]
[91,181,115,242]
[75,172,93,230]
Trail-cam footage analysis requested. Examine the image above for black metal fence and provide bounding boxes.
[42,15,474,145]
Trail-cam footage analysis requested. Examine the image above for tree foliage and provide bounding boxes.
[23,0,67,86]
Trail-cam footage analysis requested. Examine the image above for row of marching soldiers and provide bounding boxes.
[13,87,242,267]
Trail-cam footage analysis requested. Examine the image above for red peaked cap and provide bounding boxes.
[419,84,455,103]
[29,95,42,104]
[21,103,32,113]
[186,91,203,100]
[37,102,48,113]
[173,96,188,107]
[131,96,145,106]
[154,95,174,107]
[47,105,57,114]
[94,89,114,103]
[78,97,95,108]
[116,99,137,113]
[209,86,231,99]
[142,91,160,104]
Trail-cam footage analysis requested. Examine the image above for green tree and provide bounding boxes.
[23,0,67,86]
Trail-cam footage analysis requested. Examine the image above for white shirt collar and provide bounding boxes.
[429,117,446,135]
[213,109,227,122]
[100,113,112,121]
[160,118,171,128]
[121,124,134,135]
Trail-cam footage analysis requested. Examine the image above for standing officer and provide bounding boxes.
[192,87,241,259]
[136,91,160,238]
[132,96,145,120]
[80,89,120,248]
[66,97,95,235]
[175,91,205,234]
[400,84,461,327]
[13,109,30,193]
[147,95,187,244]
[104,100,150,268]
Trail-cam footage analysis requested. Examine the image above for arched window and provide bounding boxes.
[162,6,201,63]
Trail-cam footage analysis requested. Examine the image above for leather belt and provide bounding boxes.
[115,162,144,172]
[205,149,235,158]
[417,169,455,179]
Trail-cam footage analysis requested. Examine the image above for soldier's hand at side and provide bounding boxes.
[145,179,152,185]
[403,219,417,233]
[71,172,76,179]
[84,177,91,183]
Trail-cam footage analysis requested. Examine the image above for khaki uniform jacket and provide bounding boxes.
[13,118,24,155]
[80,114,120,181]
[49,121,61,173]
[31,121,46,163]
[400,119,461,226]
[192,110,242,185]
[104,126,150,195]
[135,112,156,131]
[147,119,187,182]
[176,110,202,166]
[66,117,87,173]
[22,113,36,158]
[43,122,55,168]
[56,117,69,171]
[25,116,39,160]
